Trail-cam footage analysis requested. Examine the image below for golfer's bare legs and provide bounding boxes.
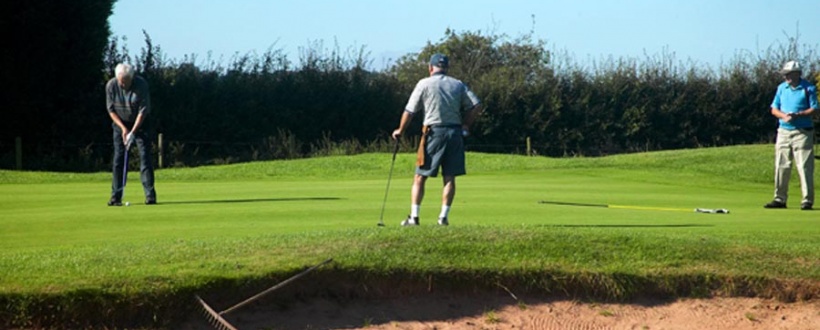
[442,175,455,206]
[412,174,427,205]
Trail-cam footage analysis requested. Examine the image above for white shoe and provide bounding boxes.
[401,215,419,226]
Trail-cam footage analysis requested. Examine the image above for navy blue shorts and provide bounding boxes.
[416,126,466,177]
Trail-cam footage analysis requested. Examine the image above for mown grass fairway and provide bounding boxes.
[1,144,818,328]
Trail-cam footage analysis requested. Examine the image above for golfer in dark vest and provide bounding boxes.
[392,54,483,226]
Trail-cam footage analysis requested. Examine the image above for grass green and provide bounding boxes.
[1,144,818,327]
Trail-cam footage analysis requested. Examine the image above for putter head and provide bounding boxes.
[377,222,385,227]
[695,208,730,214]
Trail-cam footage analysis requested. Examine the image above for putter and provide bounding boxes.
[120,135,134,204]
[120,143,130,203]
[537,200,724,213]
[378,140,401,226]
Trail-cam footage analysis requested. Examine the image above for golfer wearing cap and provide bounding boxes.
[765,60,819,210]
[392,53,483,226]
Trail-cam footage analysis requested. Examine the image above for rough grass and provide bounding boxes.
[1,144,818,329]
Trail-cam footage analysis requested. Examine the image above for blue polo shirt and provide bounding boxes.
[771,79,818,130]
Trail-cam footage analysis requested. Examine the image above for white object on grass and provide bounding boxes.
[694,208,729,214]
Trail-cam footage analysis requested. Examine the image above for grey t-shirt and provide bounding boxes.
[405,73,480,126]
[106,75,151,123]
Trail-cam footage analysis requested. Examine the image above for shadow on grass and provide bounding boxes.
[158,197,342,205]
[541,224,714,228]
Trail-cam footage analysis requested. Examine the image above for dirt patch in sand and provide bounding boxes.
[184,294,820,329]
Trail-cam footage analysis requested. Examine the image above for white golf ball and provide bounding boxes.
[125,202,130,207]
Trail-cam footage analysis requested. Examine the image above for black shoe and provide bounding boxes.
[801,203,812,211]
[764,200,786,209]
[437,217,449,226]
[401,215,419,226]
[107,198,122,206]
[145,197,157,205]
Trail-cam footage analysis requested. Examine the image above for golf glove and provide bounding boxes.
[125,132,135,147]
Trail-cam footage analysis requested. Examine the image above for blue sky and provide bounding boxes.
[109,0,820,71]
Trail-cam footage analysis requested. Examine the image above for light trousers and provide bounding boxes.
[774,127,815,204]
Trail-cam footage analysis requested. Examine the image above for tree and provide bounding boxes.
[2,0,116,169]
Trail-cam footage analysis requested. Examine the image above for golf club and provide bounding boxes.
[121,134,134,205]
[121,144,129,204]
[538,200,729,214]
[378,140,401,226]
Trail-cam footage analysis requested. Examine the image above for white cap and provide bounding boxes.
[779,61,802,75]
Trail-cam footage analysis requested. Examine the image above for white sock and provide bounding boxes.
[439,205,450,218]
[411,204,420,218]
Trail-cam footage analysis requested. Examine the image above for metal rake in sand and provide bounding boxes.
[195,258,333,330]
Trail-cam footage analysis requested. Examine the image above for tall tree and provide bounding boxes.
[1,0,116,167]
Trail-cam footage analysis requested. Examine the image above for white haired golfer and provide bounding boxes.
[392,53,483,226]
[765,60,818,210]
[106,63,157,206]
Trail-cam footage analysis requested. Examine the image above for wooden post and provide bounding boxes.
[526,137,532,156]
[15,137,22,170]
[157,133,164,168]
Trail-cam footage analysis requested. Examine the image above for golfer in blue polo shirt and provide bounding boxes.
[392,53,483,226]
[765,60,819,210]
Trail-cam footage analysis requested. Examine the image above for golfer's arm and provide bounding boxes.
[131,112,146,132]
[108,111,128,131]
[107,88,128,131]
[132,87,151,132]
[396,111,414,134]
[462,104,483,129]
[795,107,815,117]
[771,107,791,120]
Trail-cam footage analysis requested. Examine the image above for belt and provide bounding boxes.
[781,126,814,131]
[428,124,461,128]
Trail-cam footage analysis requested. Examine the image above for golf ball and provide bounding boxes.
[125,202,130,206]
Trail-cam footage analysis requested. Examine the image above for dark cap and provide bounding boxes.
[429,53,449,68]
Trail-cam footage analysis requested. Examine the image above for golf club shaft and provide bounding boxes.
[538,200,691,212]
[378,141,400,225]
[608,204,691,212]
[121,145,129,199]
